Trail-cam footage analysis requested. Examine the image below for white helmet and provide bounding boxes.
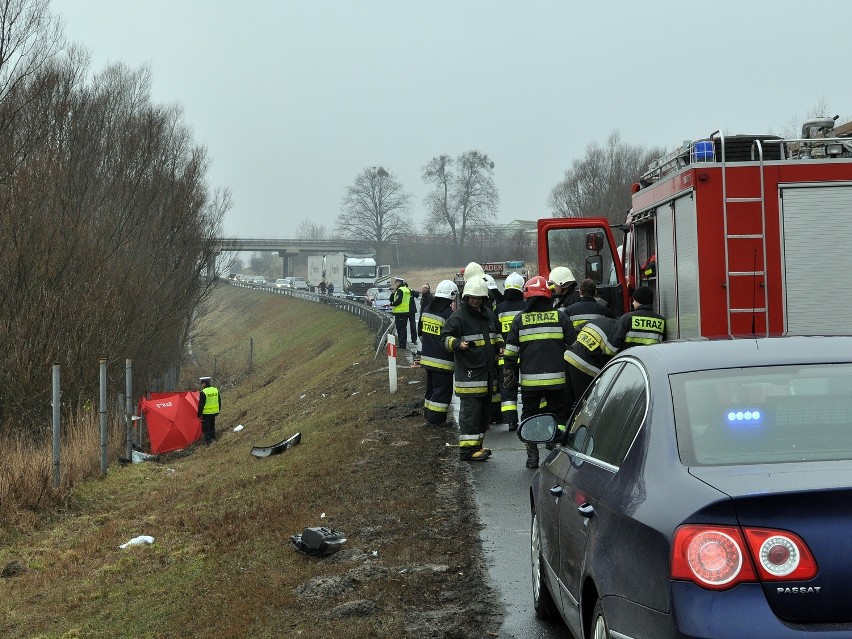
[549,266,576,286]
[504,272,525,291]
[463,261,485,283]
[483,274,498,291]
[435,279,458,300]
[462,277,489,299]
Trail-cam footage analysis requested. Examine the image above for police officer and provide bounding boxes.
[197,376,220,444]
[495,272,525,430]
[441,277,502,462]
[419,280,458,426]
[549,266,580,310]
[503,275,577,468]
[562,279,615,330]
[608,285,666,352]
[564,316,618,400]
[390,277,412,349]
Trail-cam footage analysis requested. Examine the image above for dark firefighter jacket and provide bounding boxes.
[495,292,525,366]
[503,300,577,390]
[564,317,618,377]
[418,298,455,373]
[562,297,616,330]
[441,299,502,397]
[608,304,666,352]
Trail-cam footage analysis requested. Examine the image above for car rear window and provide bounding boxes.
[672,364,852,466]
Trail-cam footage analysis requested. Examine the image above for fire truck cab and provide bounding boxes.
[538,118,852,338]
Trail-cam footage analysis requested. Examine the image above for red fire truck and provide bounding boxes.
[537,118,852,338]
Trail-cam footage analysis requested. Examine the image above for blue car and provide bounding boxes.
[519,336,852,639]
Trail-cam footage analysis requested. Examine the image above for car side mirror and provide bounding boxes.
[586,231,604,252]
[517,413,558,444]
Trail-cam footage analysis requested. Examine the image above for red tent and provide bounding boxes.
[138,391,201,454]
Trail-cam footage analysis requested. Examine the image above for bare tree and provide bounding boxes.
[337,166,412,260]
[422,150,498,260]
[548,131,663,226]
[296,218,328,239]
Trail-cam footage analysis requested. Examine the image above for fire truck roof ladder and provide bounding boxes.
[719,132,770,338]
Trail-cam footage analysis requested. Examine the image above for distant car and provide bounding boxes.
[253,277,267,286]
[290,277,309,291]
[371,288,392,312]
[273,279,289,289]
[520,336,852,639]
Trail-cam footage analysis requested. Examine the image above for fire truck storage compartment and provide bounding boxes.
[650,193,700,340]
[781,184,852,335]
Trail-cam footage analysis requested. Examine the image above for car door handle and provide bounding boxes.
[578,503,595,518]
[549,485,564,497]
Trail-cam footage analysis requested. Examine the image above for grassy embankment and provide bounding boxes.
[0,285,432,638]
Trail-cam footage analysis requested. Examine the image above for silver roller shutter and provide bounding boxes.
[782,184,852,334]
[675,195,700,339]
[656,205,677,337]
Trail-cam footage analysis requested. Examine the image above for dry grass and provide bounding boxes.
[0,284,496,639]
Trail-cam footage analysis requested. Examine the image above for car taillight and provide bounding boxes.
[743,528,818,581]
[672,525,818,590]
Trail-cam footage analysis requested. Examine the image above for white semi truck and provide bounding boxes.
[306,253,390,297]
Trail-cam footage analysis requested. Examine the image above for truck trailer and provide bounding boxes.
[537,117,852,339]
[306,254,345,292]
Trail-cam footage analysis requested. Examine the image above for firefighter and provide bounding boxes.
[197,376,220,444]
[390,276,412,349]
[564,316,618,401]
[495,272,525,430]
[484,274,503,310]
[608,285,666,352]
[562,279,615,330]
[503,275,577,468]
[441,276,502,462]
[549,266,580,310]
[419,280,458,426]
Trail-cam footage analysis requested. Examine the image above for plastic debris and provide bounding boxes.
[131,450,153,464]
[250,432,302,458]
[371,550,379,558]
[233,424,244,432]
[291,527,346,557]
[119,535,155,549]
[300,394,306,399]
[320,512,326,519]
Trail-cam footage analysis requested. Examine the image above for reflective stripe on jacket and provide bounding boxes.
[419,307,454,373]
[564,317,617,377]
[504,309,576,389]
[608,304,666,352]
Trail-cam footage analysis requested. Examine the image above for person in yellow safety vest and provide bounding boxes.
[441,276,502,462]
[390,276,412,349]
[503,275,577,468]
[197,376,221,445]
[418,279,458,426]
[495,272,525,431]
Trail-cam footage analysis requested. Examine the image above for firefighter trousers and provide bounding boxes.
[458,394,492,458]
[498,362,519,426]
[423,369,453,425]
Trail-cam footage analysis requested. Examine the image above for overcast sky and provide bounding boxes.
[52,1,852,239]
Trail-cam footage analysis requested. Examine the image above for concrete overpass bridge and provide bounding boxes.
[214,238,375,277]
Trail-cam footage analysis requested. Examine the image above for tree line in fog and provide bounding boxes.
[0,1,227,434]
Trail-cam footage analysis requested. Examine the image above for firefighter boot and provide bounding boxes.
[526,443,540,469]
[460,447,492,462]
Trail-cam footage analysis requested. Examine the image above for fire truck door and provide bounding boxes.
[536,217,629,315]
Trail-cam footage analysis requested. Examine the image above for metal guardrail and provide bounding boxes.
[229,281,394,349]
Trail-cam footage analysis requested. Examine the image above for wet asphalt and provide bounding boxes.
[419,353,564,638]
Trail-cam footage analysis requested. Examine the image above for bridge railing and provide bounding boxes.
[229,281,394,350]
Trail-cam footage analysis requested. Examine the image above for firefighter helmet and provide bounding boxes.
[504,272,525,291]
[464,261,485,282]
[548,266,575,286]
[523,275,552,299]
[483,274,498,291]
[462,277,489,299]
[435,279,458,300]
